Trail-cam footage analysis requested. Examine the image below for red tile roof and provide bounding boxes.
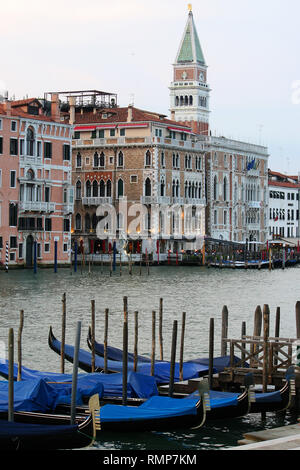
[269,180,300,189]
[268,169,300,188]
[11,98,41,108]
[74,106,192,130]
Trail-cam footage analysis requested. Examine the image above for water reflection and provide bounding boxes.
[0,265,299,449]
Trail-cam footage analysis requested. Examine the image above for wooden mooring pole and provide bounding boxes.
[221,306,228,356]
[262,304,270,393]
[296,301,300,340]
[122,297,128,406]
[91,300,95,373]
[209,318,214,390]
[70,321,81,425]
[251,305,262,366]
[61,293,66,374]
[8,328,14,422]
[17,310,24,382]
[151,311,156,376]
[179,312,186,381]
[168,320,178,398]
[104,308,109,374]
[134,311,138,372]
[159,298,163,361]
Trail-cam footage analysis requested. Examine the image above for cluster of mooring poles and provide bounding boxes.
[59,295,187,404]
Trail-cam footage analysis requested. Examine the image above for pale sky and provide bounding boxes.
[1,0,299,174]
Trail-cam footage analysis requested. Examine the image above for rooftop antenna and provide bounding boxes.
[258,124,264,145]
[129,93,135,106]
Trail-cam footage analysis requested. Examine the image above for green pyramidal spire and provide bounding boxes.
[176,10,206,65]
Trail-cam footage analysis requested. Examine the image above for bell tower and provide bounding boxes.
[169,5,210,136]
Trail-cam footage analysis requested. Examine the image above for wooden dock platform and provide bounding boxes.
[228,424,300,450]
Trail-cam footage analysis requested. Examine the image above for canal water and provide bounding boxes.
[0,263,299,450]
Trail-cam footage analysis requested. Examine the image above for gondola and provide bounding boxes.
[249,366,296,414]
[185,375,253,421]
[86,327,244,373]
[0,383,206,434]
[0,395,99,450]
[98,395,206,432]
[0,360,159,401]
[48,326,212,384]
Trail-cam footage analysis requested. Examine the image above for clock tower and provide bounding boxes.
[169,6,210,136]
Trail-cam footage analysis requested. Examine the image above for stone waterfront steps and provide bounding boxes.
[228,424,300,450]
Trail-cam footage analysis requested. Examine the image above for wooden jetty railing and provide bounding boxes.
[217,302,300,390]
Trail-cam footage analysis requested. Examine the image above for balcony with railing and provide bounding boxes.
[140,196,171,205]
[82,196,113,206]
[184,197,206,206]
[19,201,56,213]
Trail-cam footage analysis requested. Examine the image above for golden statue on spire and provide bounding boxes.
[188,3,192,11]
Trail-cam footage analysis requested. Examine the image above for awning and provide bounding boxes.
[74,125,96,131]
[118,122,148,128]
[168,126,192,133]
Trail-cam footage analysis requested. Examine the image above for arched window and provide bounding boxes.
[172,179,176,197]
[198,182,202,199]
[92,213,97,230]
[145,150,151,167]
[160,177,165,197]
[213,175,218,200]
[175,96,179,106]
[118,151,124,167]
[185,96,188,105]
[99,180,105,197]
[223,177,228,201]
[172,153,176,168]
[106,179,112,197]
[180,96,184,106]
[189,96,193,105]
[185,181,188,198]
[75,213,81,230]
[145,177,151,197]
[86,180,91,197]
[27,169,35,180]
[176,180,180,197]
[26,127,35,156]
[85,213,91,231]
[76,180,81,200]
[93,152,99,167]
[99,152,105,167]
[92,180,98,197]
[76,152,82,168]
[117,179,124,197]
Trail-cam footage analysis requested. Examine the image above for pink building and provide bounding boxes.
[0,94,73,268]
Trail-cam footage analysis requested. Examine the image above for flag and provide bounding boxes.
[247,159,255,171]
[274,216,279,222]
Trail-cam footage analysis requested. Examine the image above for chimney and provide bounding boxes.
[5,100,11,116]
[170,110,175,120]
[50,93,60,122]
[127,105,133,123]
[68,96,76,125]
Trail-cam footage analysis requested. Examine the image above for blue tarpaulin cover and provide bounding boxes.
[49,333,212,383]
[187,355,248,373]
[0,360,158,398]
[90,340,242,373]
[0,419,79,438]
[186,390,239,408]
[99,396,199,423]
[254,390,282,403]
[0,378,77,411]
[93,342,151,363]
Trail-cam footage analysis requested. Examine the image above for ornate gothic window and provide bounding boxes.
[26,127,35,156]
